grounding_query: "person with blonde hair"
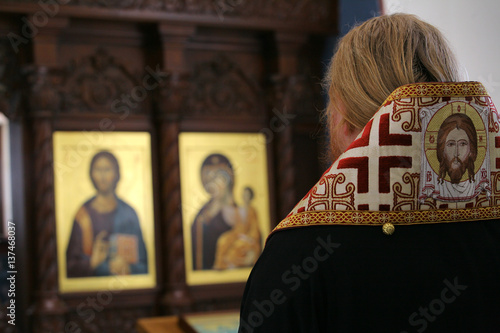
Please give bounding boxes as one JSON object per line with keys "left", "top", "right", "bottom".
{"left": 326, "top": 13, "right": 461, "bottom": 160}
{"left": 239, "top": 14, "right": 500, "bottom": 332}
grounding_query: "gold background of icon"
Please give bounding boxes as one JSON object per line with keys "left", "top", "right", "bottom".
{"left": 53, "top": 131, "right": 156, "bottom": 293}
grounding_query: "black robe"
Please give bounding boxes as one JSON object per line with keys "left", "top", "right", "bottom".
{"left": 239, "top": 221, "right": 500, "bottom": 332}
{"left": 240, "top": 82, "right": 500, "bottom": 332}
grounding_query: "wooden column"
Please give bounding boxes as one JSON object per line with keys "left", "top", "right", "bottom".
{"left": 273, "top": 32, "right": 308, "bottom": 219}
{"left": 157, "top": 22, "right": 194, "bottom": 312}
{"left": 159, "top": 23, "right": 195, "bottom": 72}
{"left": 275, "top": 32, "right": 308, "bottom": 76}
{"left": 31, "top": 116, "right": 68, "bottom": 333}
{"left": 30, "top": 16, "right": 69, "bottom": 67}
{"left": 22, "top": 58, "right": 67, "bottom": 331}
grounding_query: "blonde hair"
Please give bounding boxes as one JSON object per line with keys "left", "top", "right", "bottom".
{"left": 325, "top": 13, "right": 462, "bottom": 132}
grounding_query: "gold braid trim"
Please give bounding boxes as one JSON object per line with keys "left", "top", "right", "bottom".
{"left": 383, "top": 82, "right": 489, "bottom": 105}
{"left": 270, "top": 206, "right": 500, "bottom": 238}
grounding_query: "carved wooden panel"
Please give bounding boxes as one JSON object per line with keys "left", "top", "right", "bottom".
{"left": 0, "top": 1, "right": 337, "bottom": 331}
{"left": 27, "top": 0, "right": 335, "bottom": 24}
{"left": 187, "top": 55, "right": 264, "bottom": 119}
{"left": 63, "top": 48, "right": 141, "bottom": 113}
{"left": 26, "top": 48, "right": 154, "bottom": 115}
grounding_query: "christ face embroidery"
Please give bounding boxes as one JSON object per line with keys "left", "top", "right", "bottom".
{"left": 419, "top": 101, "right": 491, "bottom": 202}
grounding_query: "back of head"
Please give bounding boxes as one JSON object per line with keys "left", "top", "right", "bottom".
{"left": 325, "top": 13, "right": 462, "bottom": 131}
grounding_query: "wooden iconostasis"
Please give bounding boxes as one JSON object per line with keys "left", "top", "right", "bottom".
{"left": 0, "top": 1, "right": 337, "bottom": 332}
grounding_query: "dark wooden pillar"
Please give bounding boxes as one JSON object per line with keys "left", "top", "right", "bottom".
{"left": 272, "top": 32, "right": 309, "bottom": 220}
{"left": 159, "top": 23, "right": 195, "bottom": 73}
{"left": 30, "top": 16, "right": 69, "bottom": 67}
{"left": 158, "top": 23, "right": 194, "bottom": 313}
{"left": 28, "top": 16, "right": 69, "bottom": 329}
{"left": 28, "top": 68, "right": 68, "bottom": 332}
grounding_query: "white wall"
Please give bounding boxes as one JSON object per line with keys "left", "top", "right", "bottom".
{"left": 0, "top": 113, "right": 12, "bottom": 234}
{"left": 382, "top": 0, "right": 500, "bottom": 106}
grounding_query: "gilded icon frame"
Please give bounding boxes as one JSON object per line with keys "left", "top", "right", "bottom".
{"left": 179, "top": 132, "right": 271, "bottom": 286}
{"left": 53, "top": 131, "right": 156, "bottom": 293}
